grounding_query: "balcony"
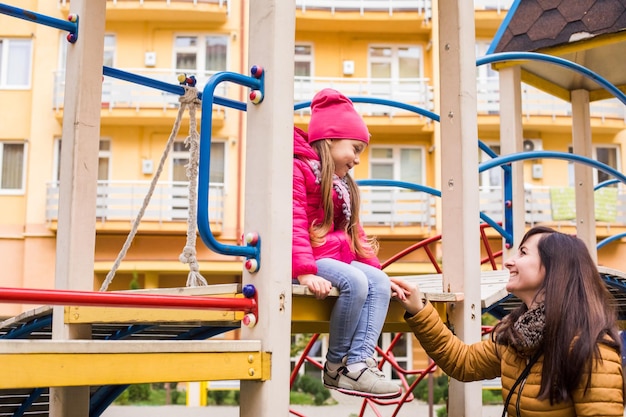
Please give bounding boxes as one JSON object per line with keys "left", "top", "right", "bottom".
{"left": 46, "top": 181, "right": 224, "bottom": 232}
{"left": 57, "top": 0, "right": 230, "bottom": 23}
{"left": 52, "top": 71, "right": 625, "bottom": 123}
{"left": 44, "top": 182, "right": 626, "bottom": 236}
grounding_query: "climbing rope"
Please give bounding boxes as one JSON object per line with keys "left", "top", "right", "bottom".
{"left": 100, "top": 85, "right": 207, "bottom": 291}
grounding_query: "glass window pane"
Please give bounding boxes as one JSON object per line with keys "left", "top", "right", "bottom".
{"left": 295, "top": 61, "right": 310, "bottom": 77}
{"left": 295, "top": 45, "right": 311, "bottom": 56}
{"left": 371, "top": 148, "right": 393, "bottom": 159}
{"left": 205, "top": 36, "right": 227, "bottom": 72}
{"left": 173, "top": 158, "right": 188, "bottom": 182}
{"left": 371, "top": 163, "right": 393, "bottom": 179}
{"left": 97, "top": 157, "right": 109, "bottom": 181}
{"left": 369, "top": 46, "right": 391, "bottom": 58}
{"left": 399, "top": 148, "right": 422, "bottom": 183}
{"left": 210, "top": 142, "right": 225, "bottom": 184}
{"left": 596, "top": 147, "right": 618, "bottom": 184}
{"left": 398, "top": 47, "right": 420, "bottom": 78}
{"left": 176, "top": 52, "right": 196, "bottom": 70}
{"left": 7, "top": 40, "right": 31, "bottom": 86}
{"left": 371, "top": 62, "right": 391, "bottom": 78}
{"left": 175, "top": 36, "right": 197, "bottom": 48}
{"left": 1, "top": 144, "right": 24, "bottom": 189}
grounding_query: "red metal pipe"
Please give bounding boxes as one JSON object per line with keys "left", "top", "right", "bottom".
{"left": 0, "top": 287, "right": 256, "bottom": 313}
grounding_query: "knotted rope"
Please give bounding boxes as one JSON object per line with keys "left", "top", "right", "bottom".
{"left": 100, "top": 86, "right": 207, "bottom": 291}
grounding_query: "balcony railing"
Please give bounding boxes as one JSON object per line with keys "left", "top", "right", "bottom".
{"left": 46, "top": 181, "right": 224, "bottom": 225}
{"left": 53, "top": 69, "right": 230, "bottom": 112}
{"left": 295, "top": 0, "right": 431, "bottom": 16}
{"left": 45, "top": 181, "right": 626, "bottom": 231}
{"left": 58, "top": 0, "right": 228, "bottom": 7}
{"left": 52, "top": 71, "right": 625, "bottom": 122}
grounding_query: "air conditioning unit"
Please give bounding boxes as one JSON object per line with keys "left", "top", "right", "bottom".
{"left": 523, "top": 139, "right": 543, "bottom": 152}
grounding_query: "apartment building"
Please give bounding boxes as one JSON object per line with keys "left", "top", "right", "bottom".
{"left": 1, "top": 0, "right": 626, "bottom": 332}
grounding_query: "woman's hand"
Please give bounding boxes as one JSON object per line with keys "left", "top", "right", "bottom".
{"left": 390, "top": 277, "right": 425, "bottom": 316}
{"left": 298, "top": 274, "right": 333, "bottom": 300}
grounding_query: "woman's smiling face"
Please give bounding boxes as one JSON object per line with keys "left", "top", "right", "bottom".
{"left": 504, "top": 233, "right": 546, "bottom": 307}
{"left": 328, "top": 139, "right": 366, "bottom": 178}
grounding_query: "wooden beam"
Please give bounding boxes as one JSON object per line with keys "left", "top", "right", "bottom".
{"left": 0, "top": 340, "right": 268, "bottom": 389}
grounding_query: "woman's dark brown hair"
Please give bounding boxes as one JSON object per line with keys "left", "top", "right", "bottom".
{"left": 495, "top": 226, "right": 621, "bottom": 403}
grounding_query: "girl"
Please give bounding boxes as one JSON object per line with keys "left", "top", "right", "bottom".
{"left": 392, "top": 226, "right": 624, "bottom": 416}
{"left": 292, "top": 88, "right": 403, "bottom": 398}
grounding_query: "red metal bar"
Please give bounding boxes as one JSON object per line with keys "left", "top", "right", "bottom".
{"left": 0, "top": 287, "right": 257, "bottom": 313}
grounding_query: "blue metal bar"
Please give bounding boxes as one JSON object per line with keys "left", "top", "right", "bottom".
{"left": 595, "top": 178, "right": 620, "bottom": 191}
{"left": 294, "top": 96, "right": 440, "bottom": 122}
{"left": 0, "top": 314, "right": 52, "bottom": 339}
{"left": 597, "top": 233, "right": 626, "bottom": 250}
{"left": 13, "top": 388, "right": 45, "bottom": 417}
{"left": 480, "top": 212, "right": 511, "bottom": 243}
{"left": 0, "top": 3, "right": 77, "bottom": 33}
{"left": 355, "top": 179, "right": 441, "bottom": 197}
{"left": 479, "top": 151, "right": 626, "bottom": 185}
{"left": 102, "top": 66, "right": 248, "bottom": 111}
{"left": 477, "top": 52, "right": 626, "bottom": 106}
{"left": 197, "top": 71, "right": 262, "bottom": 260}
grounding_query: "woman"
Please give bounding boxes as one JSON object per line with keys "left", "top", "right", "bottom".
{"left": 392, "top": 226, "right": 624, "bottom": 416}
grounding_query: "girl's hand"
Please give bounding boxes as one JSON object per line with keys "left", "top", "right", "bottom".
{"left": 298, "top": 274, "right": 333, "bottom": 300}
{"left": 390, "top": 276, "right": 425, "bottom": 316}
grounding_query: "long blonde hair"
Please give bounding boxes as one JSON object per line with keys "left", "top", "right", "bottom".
{"left": 309, "top": 140, "right": 378, "bottom": 258}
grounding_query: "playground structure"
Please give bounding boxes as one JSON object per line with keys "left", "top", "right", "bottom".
{"left": 1, "top": 1, "right": 626, "bottom": 417}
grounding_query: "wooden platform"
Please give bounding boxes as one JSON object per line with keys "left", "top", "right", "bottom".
{"left": 292, "top": 269, "right": 510, "bottom": 333}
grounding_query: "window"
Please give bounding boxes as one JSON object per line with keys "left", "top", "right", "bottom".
{"left": 568, "top": 145, "right": 620, "bottom": 186}
{"left": 295, "top": 44, "right": 313, "bottom": 77}
{"left": 103, "top": 35, "right": 116, "bottom": 67}
{"left": 369, "top": 45, "right": 422, "bottom": 80}
{"left": 172, "top": 140, "right": 225, "bottom": 185}
{"left": 479, "top": 143, "right": 501, "bottom": 188}
{"left": 0, "top": 38, "right": 32, "bottom": 88}
{"left": 370, "top": 146, "right": 424, "bottom": 183}
{"left": 58, "top": 34, "right": 115, "bottom": 70}
{"left": 368, "top": 45, "right": 422, "bottom": 109}
{"left": 294, "top": 43, "right": 314, "bottom": 101}
{"left": 174, "top": 35, "right": 228, "bottom": 76}
{"left": 53, "top": 138, "right": 110, "bottom": 183}
{"left": 0, "top": 142, "right": 26, "bottom": 192}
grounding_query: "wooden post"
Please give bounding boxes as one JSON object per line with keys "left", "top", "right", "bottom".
{"left": 499, "top": 66, "right": 525, "bottom": 255}
{"left": 438, "top": 0, "right": 482, "bottom": 414}
{"left": 571, "top": 89, "right": 596, "bottom": 261}
{"left": 50, "top": 1, "right": 105, "bottom": 416}
{"left": 239, "top": 1, "right": 295, "bottom": 417}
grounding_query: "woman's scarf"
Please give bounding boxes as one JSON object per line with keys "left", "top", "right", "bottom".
{"left": 508, "top": 303, "right": 546, "bottom": 357}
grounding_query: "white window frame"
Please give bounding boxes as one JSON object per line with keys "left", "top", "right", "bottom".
{"left": 567, "top": 144, "right": 621, "bottom": 186}
{"left": 172, "top": 33, "right": 229, "bottom": 76}
{"left": 479, "top": 141, "right": 502, "bottom": 188}
{"left": 0, "top": 141, "right": 27, "bottom": 194}
{"left": 367, "top": 44, "right": 424, "bottom": 79}
{"left": 369, "top": 145, "right": 426, "bottom": 183}
{"left": 0, "top": 38, "right": 32, "bottom": 89}
{"left": 53, "top": 138, "right": 111, "bottom": 184}
{"left": 171, "top": 138, "right": 227, "bottom": 187}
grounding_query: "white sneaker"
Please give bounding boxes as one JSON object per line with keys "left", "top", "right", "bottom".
{"left": 323, "top": 357, "right": 401, "bottom": 399}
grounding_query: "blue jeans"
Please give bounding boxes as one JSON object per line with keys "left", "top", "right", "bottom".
{"left": 315, "top": 258, "right": 391, "bottom": 366}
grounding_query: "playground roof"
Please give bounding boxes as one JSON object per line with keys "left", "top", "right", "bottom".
{"left": 488, "top": 0, "right": 626, "bottom": 102}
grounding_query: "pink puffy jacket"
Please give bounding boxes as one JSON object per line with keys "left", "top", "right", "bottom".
{"left": 292, "top": 127, "right": 380, "bottom": 278}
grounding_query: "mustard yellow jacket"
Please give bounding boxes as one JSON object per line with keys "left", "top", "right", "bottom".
{"left": 405, "top": 302, "right": 624, "bottom": 417}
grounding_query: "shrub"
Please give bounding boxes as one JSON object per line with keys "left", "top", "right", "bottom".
{"left": 291, "top": 374, "right": 331, "bottom": 405}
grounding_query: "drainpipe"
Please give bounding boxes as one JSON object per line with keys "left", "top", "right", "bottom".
{"left": 235, "top": 0, "right": 246, "bottom": 244}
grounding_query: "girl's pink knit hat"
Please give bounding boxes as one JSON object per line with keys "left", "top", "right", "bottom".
{"left": 308, "top": 88, "right": 370, "bottom": 144}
